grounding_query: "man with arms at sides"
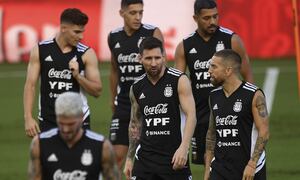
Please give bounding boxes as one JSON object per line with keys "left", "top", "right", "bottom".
{"left": 24, "top": 8, "right": 102, "bottom": 137}
{"left": 28, "top": 92, "right": 119, "bottom": 180}
{"left": 123, "top": 37, "right": 196, "bottom": 180}
{"left": 174, "top": 0, "right": 254, "bottom": 167}
{"left": 108, "top": 0, "right": 164, "bottom": 171}
{"left": 205, "top": 49, "right": 269, "bottom": 180}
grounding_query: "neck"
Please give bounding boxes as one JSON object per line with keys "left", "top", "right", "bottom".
{"left": 197, "top": 29, "right": 213, "bottom": 42}
{"left": 66, "top": 128, "right": 84, "bottom": 148}
{"left": 148, "top": 66, "right": 166, "bottom": 85}
{"left": 222, "top": 77, "right": 242, "bottom": 97}
{"left": 55, "top": 34, "right": 73, "bottom": 53}
{"left": 124, "top": 25, "right": 137, "bottom": 36}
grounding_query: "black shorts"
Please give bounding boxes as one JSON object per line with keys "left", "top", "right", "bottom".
{"left": 39, "top": 116, "right": 90, "bottom": 132}
{"left": 109, "top": 108, "right": 130, "bottom": 146}
{"left": 210, "top": 164, "right": 266, "bottom": 180}
{"left": 191, "top": 122, "right": 209, "bottom": 165}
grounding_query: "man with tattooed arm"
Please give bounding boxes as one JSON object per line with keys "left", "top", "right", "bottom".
{"left": 204, "top": 49, "right": 269, "bottom": 180}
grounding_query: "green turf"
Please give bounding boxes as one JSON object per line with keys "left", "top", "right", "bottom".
{"left": 0, "top": 59, "right": 299, "bottom": 179}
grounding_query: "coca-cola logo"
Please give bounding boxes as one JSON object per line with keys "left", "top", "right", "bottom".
{"left": 194, "top": 59, "right": 211, "bottom": 70}
{"left": 48, "top": 68, "right": 72, "bottom": 80}
{"left": 117, "top": 53, "right": 139, "bottom": 63}
{"left": 53, "top": 169, "right": 87, "bottom": 180}
{"left": 216, "top": 115, "right": 238, "bottom": 126}
{"left": 144, "top": 103, "right": 168, "bottom": 116}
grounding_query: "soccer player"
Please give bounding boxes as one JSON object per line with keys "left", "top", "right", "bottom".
{"left": 23, "top": 8, "right": 102, "bottom": 137}
{"left": 123, "top": 37, "right": 196, "bottom": 180}
{"left": 28, "top": 92, "right": 119, "bottom": 180}
{"left": 205, "top": 49, "right": 269, "bottom": 180}
{"left": 174, "top": 0, "right": 254, "bottom": 166}
{"left": 107, "top": 0, "right": 164, "bottom": 171}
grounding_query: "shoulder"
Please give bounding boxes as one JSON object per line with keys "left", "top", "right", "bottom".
{"left": 183, "top": 31, "right": 196, "bottom": 41}
{"left": 242, "top": 82, "right": 259, "bottom": 93}
{"left": 142, "top": 24, "right": 157, "bottom": 30}
{"left": 210, "top": 86, "right": 223, "bottom": 95}
{"left": 39, "top": 128, "right": 58, "bottom": 139}
{"left": 218, "top": 26, "right": 235, "bottom": 35}
{"left": 85, "top": 130, "right": 105, "bottom": 142}
{"left": 110, "top": 27, "right": 124, "bottom": 34}
{"left": 76, "top": 42, "right": 90, "bottom": 53}
{"left": 133, "top": 73, "right": 147, "bottom": 85}
{"left": 167, "top": 67, "right": 183, "bottom": 77}
{"left": 38, "top": 39, "right": 55, "bottom": 46}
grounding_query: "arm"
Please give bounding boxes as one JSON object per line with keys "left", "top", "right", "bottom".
{"left": 153, "top": 28, "right": 164, "bottom": 43}
{"left": 243, "top": 90, "right": 270, "bottom": 179}
{"left": 69, "top": 48, "right": 102, "bottom": 97}
{"left": 174, "top": 41, "right": 187, "bottom": 72}
{"left": 28, "top": 136, "right": 42, "bottom": 180}
{"left": 123, "top": 86, "right": 142, "bottom": 180}
{"left": 231, "top": 34, "right": 254, "bottom": 83}
{"left": 109, "top": 52, "right": 118, "bottom": 113}
{"left": 23, "top": 45, "right": 41, "bottom": 137}
{"left": 172, "top": 75, "right": 196, "bottom": 170}
{"left": 204, "top": 98, "right": 216, "bottom": 180}
{"left": 102, "top": 139, "right": 120, "bottom": 180}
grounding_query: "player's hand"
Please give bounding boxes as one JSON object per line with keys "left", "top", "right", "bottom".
{"left": 69, "top": 56, "right": 79, "bottom": 78}
{"left": 172, "top": 145, "right": 188, "bottom": 170}
{"left": 25, "top": 117, "right": 40, "bottom": 138}
{"left": 242, "top": 163, "right": 256, "bottom": 180}
{"left": 123, "top": 158, "right": 133, "bottom": 180}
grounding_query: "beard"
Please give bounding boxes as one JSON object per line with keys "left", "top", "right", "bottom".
{"left": 210, "top": 77, "right": 224, "bottom": 87}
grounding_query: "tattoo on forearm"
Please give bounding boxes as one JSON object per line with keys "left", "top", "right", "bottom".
{"left": 127, "top": 89, "right": 142, "bottom": 160}
{"left": 251, "top": 136, "right": 268, "bottom": 163}
{"left": 104, "top": 148, "right": 120, "bottom": 180}
{"left": 28, "top": 140, "right": 41, "bottom": 180}
{"left": 256, "top": 95, "right": 268, "bottom": 118}
{"left": 206, "top": 114, "right": 216, "bottom": 152}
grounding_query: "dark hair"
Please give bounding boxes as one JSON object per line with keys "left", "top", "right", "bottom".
{"left": 121, "top": 0, "right": 143, "bottom": 9}
{"left": 139, "top": 37, "right": 164, "bottom": 55}
{"left": 214, "top": 49, "right": 242, "bottom": 72}
{"left": 194, "top": 0, "right": 217, "bottom": 15}
{"left": 60, "top": 8, "right": 88, "bottom": 26}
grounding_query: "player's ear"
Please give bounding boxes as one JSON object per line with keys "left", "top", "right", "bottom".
{"left": 193, "top": 14, "right": 198, "bottom": 23}
{"left": 138, "top": 54, "right": 142, "bottom": 64}
{"left": 119, "top": 9, "right": 124, "bottom": 18}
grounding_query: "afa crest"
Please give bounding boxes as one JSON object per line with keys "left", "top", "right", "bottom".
{"left": 81, "top": 149, "right": 93, "bottom": 166}
{"left": 233, "top": 99, "right": 242, "bottom": 112}
{"left": 164, "top": 85, "right": 173, "bottom": 97}
{"left": 216, "top": 41, "right": 225, "bottom": 52}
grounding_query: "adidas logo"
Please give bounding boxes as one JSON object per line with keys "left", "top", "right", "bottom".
{"left": 189, "top": 48, "right": 197, "bottom": 54}
{"left": 139, "top": 93, "right": 145, "bottom": 99}
{"left": 213, "top": 104, "right": 218, "bottom": 110}
{"left": 47, "top": 153, "right": 58, "bottom": 162}
{"left": 45, "top": 55, "right": 53, "bottom": 62}
{"left": 114, "top": 42, "right": 120, "bottom": 48}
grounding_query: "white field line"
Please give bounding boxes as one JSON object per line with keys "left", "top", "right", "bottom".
{"left": 262, "top": 68, "right": 280, "bottom": 114}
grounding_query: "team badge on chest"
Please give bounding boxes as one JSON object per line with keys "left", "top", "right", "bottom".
{"left": 233, "top": 99, "right": 242, "bottom": 112}
{"left": 164, "top": 84, "right": 173, "bottom": 97}
{"left": 81, "top": 149, "right": 93, "bottom": 166}
{"left": 216, "top": 41, "right": 225, "bottom": 52}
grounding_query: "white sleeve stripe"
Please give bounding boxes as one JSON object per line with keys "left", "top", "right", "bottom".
{"left": 78, "top": 43, "right": 88, "bottom": 49}
{"left": 219, "top": 26, "right": 234, "bottom": 35}
{"left": 244, "top": 83, "right": 258, "bottom": 90}
{"left": 86, "top": 130, "right": 105, "bottom": 141}
{"left": 39, "top": 128, "right": 58, "bottom": 139}
{"left": 243, "top": 86, "right": 256, "bottom": 92}
{"left": 245, "top": 82, "right": 258, "bottom": 89}
{"left": 169, "top": 67, "right": 183, "bottom": 74}
{"left": 167, "top": 71, "right": 180, "bottom": 77}
{"left": 183, "top": 32, "right": 196, "bottom": 40}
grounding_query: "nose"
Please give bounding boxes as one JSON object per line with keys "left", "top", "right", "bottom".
{"left": 136, "top": 13, "right": 142, "bottom": 21}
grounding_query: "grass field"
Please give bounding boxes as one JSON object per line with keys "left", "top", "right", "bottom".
{"left": 0, "top": 59, "right": 299, "bottom": 179}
